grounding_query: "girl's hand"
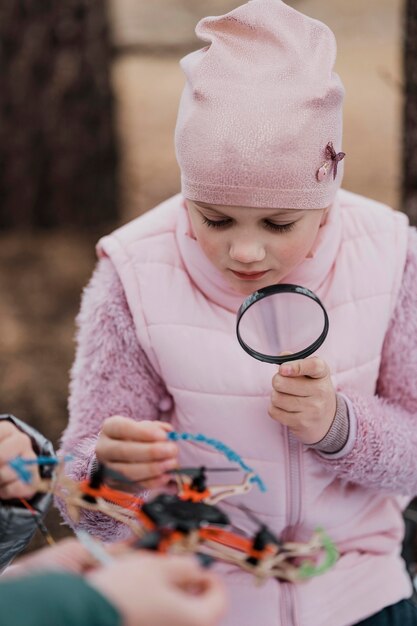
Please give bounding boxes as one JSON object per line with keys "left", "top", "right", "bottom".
{"left": 95, "top": 417, "right": 178, "bottom": 488}
{"left": 269, "top": 357, "right": 336, "bottom": 445}
{"left": 0, "top": 421, "right": 40, "bottom": 499}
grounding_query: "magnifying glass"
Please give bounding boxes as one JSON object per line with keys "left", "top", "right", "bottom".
{"left": 236, "top": 284, "right": 329, "bottom": 365}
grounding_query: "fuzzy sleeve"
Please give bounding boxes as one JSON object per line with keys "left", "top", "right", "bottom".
{"left": 56, "top": 257, "right": 169, "bottom": 540}
{"left": 315, "top": 226, "right": 417, "bottom": 496}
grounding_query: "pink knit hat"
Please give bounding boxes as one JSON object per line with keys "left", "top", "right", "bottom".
{"left": 175, "top": 0, "right": 345, "bottom": 209}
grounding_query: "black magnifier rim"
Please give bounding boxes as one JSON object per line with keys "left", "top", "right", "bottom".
{"left": 236, "top": 283, "right": 329, "bottom": 365}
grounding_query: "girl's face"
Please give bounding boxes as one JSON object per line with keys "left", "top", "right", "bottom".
{"left": 186, "top": 199, "right": 327, "bottom": 295}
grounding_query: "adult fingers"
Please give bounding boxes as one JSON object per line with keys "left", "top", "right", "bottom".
{"left": 185, "top": 577, "right": 227, "bottom": 626}
{"left": 0, "top": 430, "right": 39, "bottom": 493}
{"left": 0, "top": 431, "right": 36, "bottom": 465}
{"left": 6, "top": 539, "right": 96, "bottom": 578}
{"left": 0, "top": 464, "right": 27, "bottom": 485}
{"left": 166, "top": 560, "right": 227, "bottom": 626}
{"left": 279, "top": 356, "right": 329, "bottom": 379}
{"left": 165, "top": 555, "right": 208, "bottom": 581}
{"left": 0, "top": 421, "right": 17, "bottom": 443}
{"left": 32, "top": 538, "right": 95, "bottom": 574}
{"left": 0, "top": 479, "right": 37, "bottom": 499}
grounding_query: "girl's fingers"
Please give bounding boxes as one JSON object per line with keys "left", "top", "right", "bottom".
{"left": 268, "top": 406, "right": 296, "bottom": 428}
{"left": 157, "top": 422, "right": 174, "bottom": 432}
{"left": 96, "top": 418, "right": 179, "bottom": 484}
{"left": 272, "top": 373, "right": 314, "bottom": 396}
{"left": 280, "top": 357, "right": 329, "bottom": 379}
{"left": 96, "top": 437, "right": 178, "bottom": 464}
{"left": 102, "top": 417, "right": 172, "bottom": 443}
{"left": 106, "top": 458, "right": 178, "bottom": 483}
{"left": 270, "top": 390, "right": 304, "bottom": 413}
{"left": 133, "top": 475, "right": 173, "bottom": 490}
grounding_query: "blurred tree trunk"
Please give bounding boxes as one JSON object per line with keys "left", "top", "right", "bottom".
{"left": 403, "top": 0, "right": 417, "bottom": 226}
{"left": 0, "top": 1, "right": 118, "bottom": 229}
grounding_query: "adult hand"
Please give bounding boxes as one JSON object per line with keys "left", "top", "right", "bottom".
{"left": 0, "top": 421, "right": 40, "bottom": 499}
{"left": 95, "top": 418, "right": 178, "bottom": 488}
{"left": 3, "top": 538, "right": 97, "bottom": 579}
{"left": 269, "top": 356, "right": 337, "bottom": 445}
{"left": 88, "top": 553, "right": 227, "bottom": 626}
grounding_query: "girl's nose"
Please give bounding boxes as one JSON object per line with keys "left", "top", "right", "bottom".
{"left": 229, "top": 240, "right": 266, "bottom": 264}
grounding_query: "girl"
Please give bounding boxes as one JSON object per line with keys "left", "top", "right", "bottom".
{"left": 60, "top": 1, "right": 417, "bottom": 625}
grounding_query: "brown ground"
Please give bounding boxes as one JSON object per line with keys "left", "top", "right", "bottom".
{"left": 0, "top": 0, "right": 406, "bottom": 549}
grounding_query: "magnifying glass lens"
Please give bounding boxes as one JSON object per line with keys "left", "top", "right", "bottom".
{"left": 236, "top": 284, "right": 329, "bottom": 365}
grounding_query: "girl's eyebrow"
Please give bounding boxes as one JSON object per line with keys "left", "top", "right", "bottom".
{"left": 193, "top": 203, "right": 231, "bottom": 216}
{"left": 193, "top": 201, "right": 220, "bottom": 210}
{"left": 193, "top": 201, "right": 304, "bottom": 219}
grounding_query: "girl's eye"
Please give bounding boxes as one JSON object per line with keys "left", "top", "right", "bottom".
{"left": 202, "top": 216, "right": 232, "bottom": 228}
{"left": 264, "top": 221, "right": 296, "bottom": 233}
{"left": 201, "top": 216, "right": 296, "bottom": 233}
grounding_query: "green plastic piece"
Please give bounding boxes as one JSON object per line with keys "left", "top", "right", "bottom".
{"left": 297, "top": 528, "right": 339, "bottom": 580}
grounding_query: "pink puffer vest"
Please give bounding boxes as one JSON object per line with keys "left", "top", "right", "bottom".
{"left": 98, "top": 190, "right": 411, "bottom": 626}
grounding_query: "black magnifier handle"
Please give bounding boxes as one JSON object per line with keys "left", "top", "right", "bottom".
{"left": 236, "top": 283, "right": 329, "bottom": 365}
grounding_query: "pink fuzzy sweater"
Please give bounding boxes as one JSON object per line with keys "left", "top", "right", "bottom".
{"left": 58, "top": 228, "right": 417, "bottom": 539}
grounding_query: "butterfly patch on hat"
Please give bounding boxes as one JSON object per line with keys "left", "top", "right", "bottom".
{"left": 317, "top": 142, "right": 346, "bottom": 182}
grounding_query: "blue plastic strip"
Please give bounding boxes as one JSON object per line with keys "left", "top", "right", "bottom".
{"left": 9, "top": 455, "right": 73, "bottom": 484}
{"left": 167, "top": 431, "right": 266, "bottom": 492}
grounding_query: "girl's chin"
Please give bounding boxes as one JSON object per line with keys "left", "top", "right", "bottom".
{"left": 227, "top": 275, "right": 280, "bottom": 296}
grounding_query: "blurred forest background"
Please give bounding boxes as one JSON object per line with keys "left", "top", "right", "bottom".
{"left": 0, "top": 0, "right": 416, "bottom": 548}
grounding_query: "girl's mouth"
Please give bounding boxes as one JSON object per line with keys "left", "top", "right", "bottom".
{"left": 230, "top": 270, "right": 268, "bottom": 281}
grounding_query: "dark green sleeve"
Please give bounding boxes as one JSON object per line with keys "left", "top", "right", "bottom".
{"left": 0, "top": 572, "right": 121, "bottom": 626}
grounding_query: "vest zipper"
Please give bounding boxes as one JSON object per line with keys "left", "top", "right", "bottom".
{"left": 281, "top": 427, "right": 303, "bottom": 626}
{"left": 286, "top": 429, "right": 303, "bottom": 530}
{"left": 280, "top": 582, "right": 299, "bottom": 626}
